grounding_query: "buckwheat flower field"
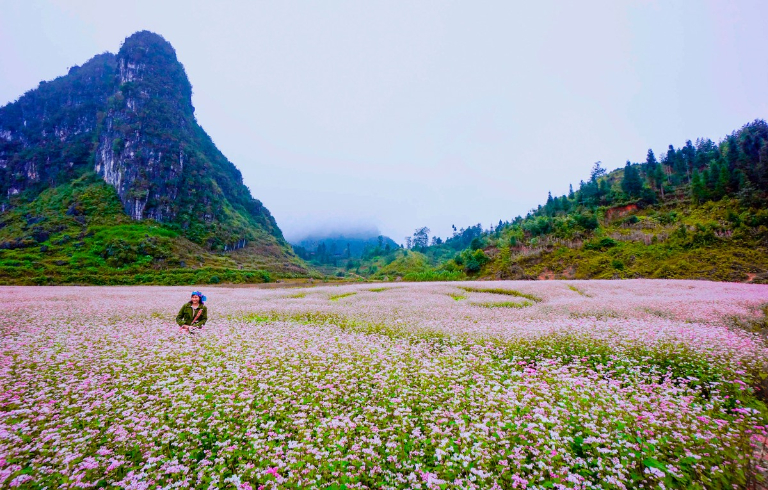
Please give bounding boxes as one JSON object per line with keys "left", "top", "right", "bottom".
{"left": 2, "top": 280, "right": 767, "bottom": 489}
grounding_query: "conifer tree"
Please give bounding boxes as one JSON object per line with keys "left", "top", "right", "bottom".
{"left": 691, "top": 169, "right": 706, "bottom": 203}
{"left": 682, "top": 140, "right": 696, "bottom": 183}
{"left": 715, "top": 164, "right": 730, "bottom": 198}
{"left": 653, "top": 163, "right": 666, "bottom": 199}
{"left": 706, "top": 161, "right": 719, "bottom": 189}
{"left": 599, "top": 179, "right": 610, "bottom": 201}
{"left": 621, "top": 161, "right": 643, "bottom": 198}
{"left": 646, "top": 149, "right": 658, "bottom": 169}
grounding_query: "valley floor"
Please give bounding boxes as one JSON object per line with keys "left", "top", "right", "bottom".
{"left": 2, "top": 280, "right": 768, "bottom": 488}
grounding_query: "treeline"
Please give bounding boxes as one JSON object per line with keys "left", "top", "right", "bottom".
{"left": 434, "top": 119, "right": 768, "bottom": 247}
{"left": 537, "top": 119, "right": 768, "bottom": 217}
{"left": 294, "top": 242, "right": 351, "bottom": 265}
{"left": 294, "top": 235, "right": 401, "bottom": 267}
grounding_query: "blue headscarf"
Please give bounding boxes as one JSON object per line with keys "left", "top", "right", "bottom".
{"left": 191, "top": 291, "right": 207, "bottom": 303}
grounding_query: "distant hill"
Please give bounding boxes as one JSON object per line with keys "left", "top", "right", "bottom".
{"left": 0, "top": 31, "right": 307, "bottom": 284}
{"left": 291, "top": 233, "right": 399, "bottom": 263}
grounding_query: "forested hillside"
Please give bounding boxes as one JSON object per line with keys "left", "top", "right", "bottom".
{"left": 353, "top": 120, "right": 768, "bottom": 283}
{"left": 291, "top": 234, "right": 400, "bottom": 277}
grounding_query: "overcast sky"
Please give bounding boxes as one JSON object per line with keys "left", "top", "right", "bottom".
{"left": 1, "top": 1, "right": 767, "bottom": 243}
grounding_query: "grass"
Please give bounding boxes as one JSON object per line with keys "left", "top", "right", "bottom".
{"left": 473, "top": 301, "right": 534, "bottom": 309}
{"left": 566, "top": 284, "right": 591, "bottom": 297}
{"left": 329, "top": 292, "right": 357, "bottom": 301}
{"left": 0, "top": 174, "right": 306, "bottom": 285}
{"left": 458, "top": 286, "right": 543, "bottom": 303}
{"left": 449, "top": 293, "right": 467, "bottom": 301}
{"left": 367, "top": 287, "right": 391, "bottom": 292}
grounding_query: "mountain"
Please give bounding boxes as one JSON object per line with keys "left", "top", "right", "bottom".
{"left": 0, "top": 31, "right": 307, "bottom": 284}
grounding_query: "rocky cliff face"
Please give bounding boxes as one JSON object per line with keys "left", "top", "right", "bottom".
{"left": 0, "top": 53, "right": 117, "bottom": 204}
{"left": 0, "top": 31, "right": 285, "bottom": 252}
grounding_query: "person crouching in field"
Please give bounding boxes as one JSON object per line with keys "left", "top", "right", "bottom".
{"left": 176, "top": 291, "right": 208, "bottom": 333}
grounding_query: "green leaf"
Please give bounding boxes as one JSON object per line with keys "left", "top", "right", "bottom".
{"left": 643, "top": 458, "right": 667, "bottom": 471}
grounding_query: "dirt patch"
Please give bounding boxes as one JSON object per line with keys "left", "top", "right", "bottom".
{"left": 538, "top": 269, "right": 556, "bottom": 280}
{"left": 605, "top": 203, "right": 639, "bottom": 221}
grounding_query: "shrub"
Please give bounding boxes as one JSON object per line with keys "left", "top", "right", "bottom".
{"left": 584, "top": 237, "right": 618, "bottom": 251}
{"left": 574, "top": 213, "right": 599, "bottom": 231}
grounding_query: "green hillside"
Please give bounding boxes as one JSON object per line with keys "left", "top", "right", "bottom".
{"left": 0, "top": 173, "right": 306, "bottom": 285}
{"left": 355, "top": 120, "right": 768, "bottom": 283}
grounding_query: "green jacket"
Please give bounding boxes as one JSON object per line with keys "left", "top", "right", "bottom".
{"left": 176, "top": 303, "right": 208, "bottom": 326}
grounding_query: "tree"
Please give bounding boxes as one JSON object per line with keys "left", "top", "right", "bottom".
{"left": 599, "top": 179, "right": 610, "bottom": 201}
{"left": 667, "top": 145, "right": 685, "bottom": 180}
{"left": 621, "top": 161, "right": 643, "bottom": 198}
{"left": 715, "top": 164, "right": 730, "bottom": 198}
{"left": 470, "top": 237, "right": 484, "bottom": 251}
{"left": 653, "top": 163, "right": 666, "bottom": 199}
{"left": 545, "top": 192, "right": 554, "bottom": 216}
{"left": 645, "top": 149, "right": 658, "bottom": 169}
{"left": 412, "top": 227, "right": 430, "bottom": 249}
{"left": 705, "top": 161, "right": 718, "bottom": 189}
{"left": 695, "top": 138, "right": 718, "bottom": 170}
{"left": 590, "top": 162, "right": 606, "bottom": 183}
{"left": 724, "top": 135, "right": 739, "bottom": 172}
{"left": 691, "top": 169, "right": 706, "bottom": 203}
{"left": 681, "top": 140, "right": 696, "bottom": 183}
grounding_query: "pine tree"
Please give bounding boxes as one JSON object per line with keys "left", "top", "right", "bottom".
{"left": 725, "top": 135, "right": 739, "bottom": 172}
{"left": 706, "top": 161, "right": 719, "bottom": 189}
{"left": 715, "top": 164, "right": 730, "bottom": 198}
{"left": 653, "top": 163, "right": 666, "bottom": 199}
{"left": 691, "top": 169, "right": 706, "bottom": 203}
{"left": 590, "top": 162, "right": 606, "bottom": 183}
{"left": 599, "top": 179, "right": 610, "bottom": 202}
{"left": 736, "top": 169, "right": 748, "bottom": 191}
{"left": 646, "top": 149, "right": 658, "bottom": 169}
{"left": 682, "top": 140, "right": 696, "bottom": 183}
{"left": 551, "top": 194, "right": 561, "bottom": 213}
{"left": 621, "top": 161, "right": 643, "bottom": 198}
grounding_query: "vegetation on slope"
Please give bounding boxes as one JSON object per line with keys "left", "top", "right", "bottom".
{"left": 0, "top": 173, "right": 307, "bottom": 285}
{"left": 420, "top": 120, "right": 768, "bottom": 282}
{"left": 332, "top": 120, "right": 768, "bottom": 283}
